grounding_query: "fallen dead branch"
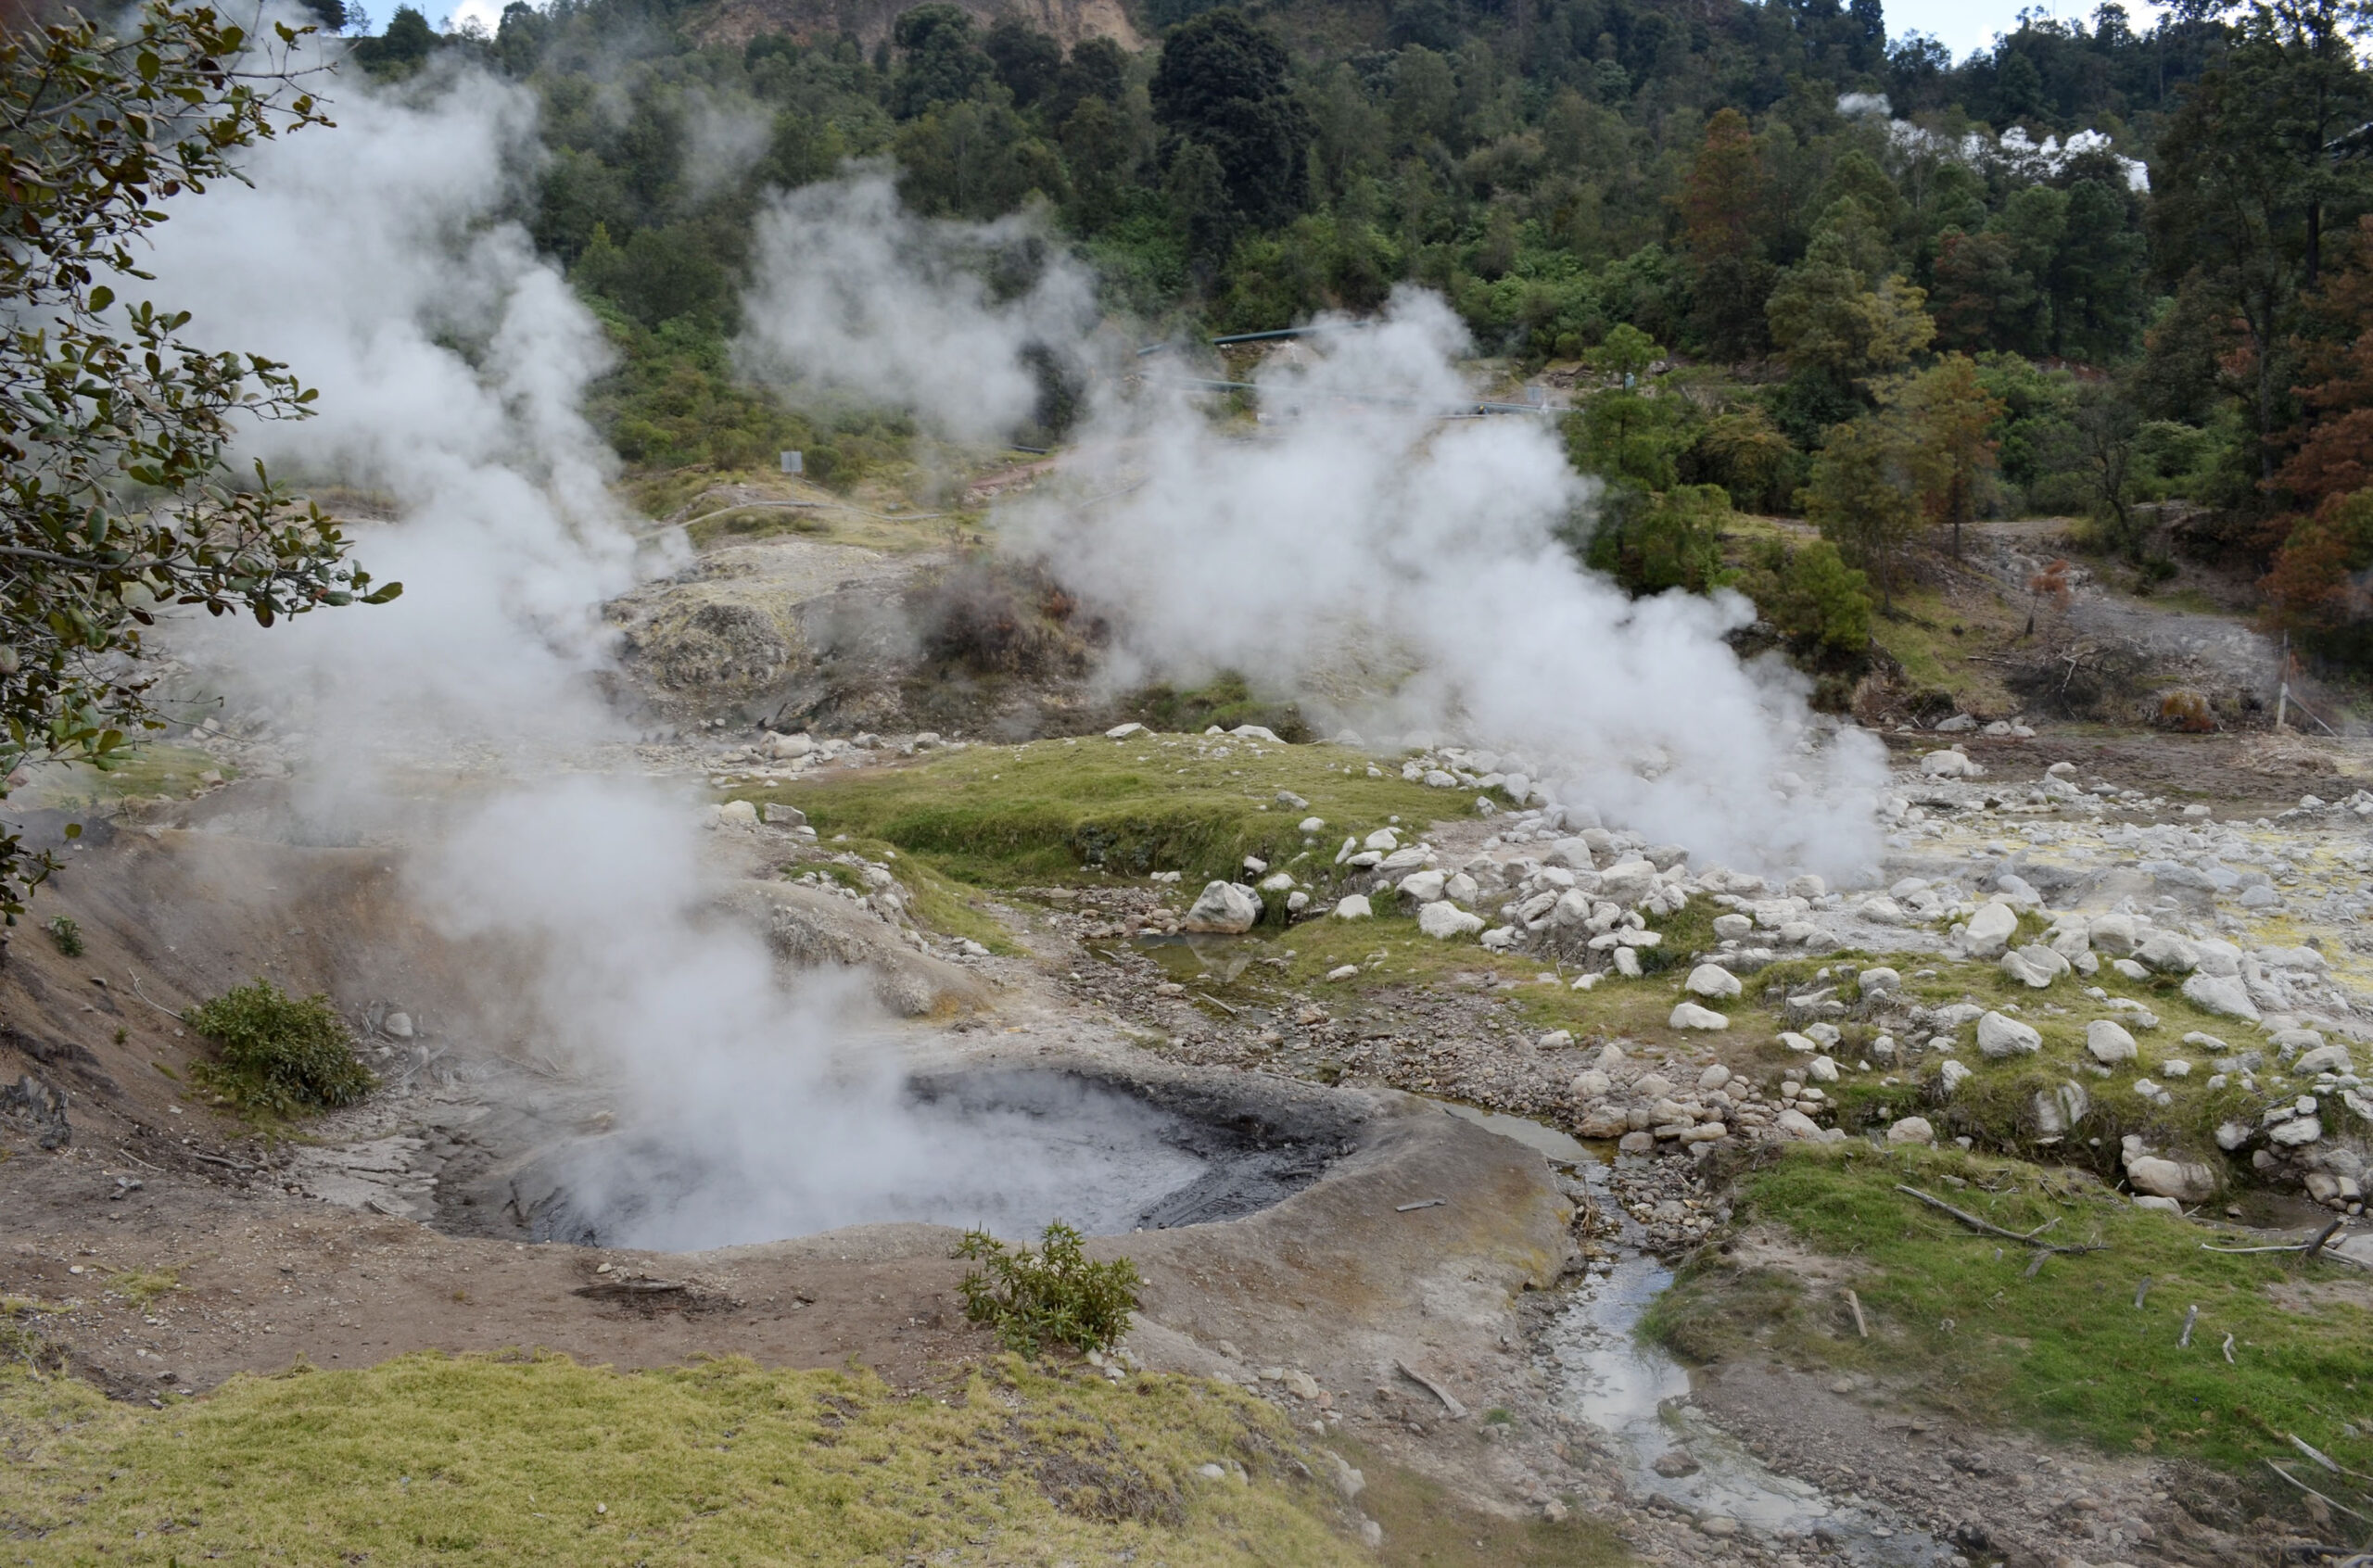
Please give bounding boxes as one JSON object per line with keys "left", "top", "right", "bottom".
{"left": 1396, "top": 1360, "right": 1467, "bottom": 1419}
{"left": 2265, "top": 1460, "right": 2373, "bottom": 1525}
{"left": 2202, "top": 1219, "right": 2348, "bottom": 1258}
{"left": 1896, "top": 1185, "right": 2107, "bottom": 1256}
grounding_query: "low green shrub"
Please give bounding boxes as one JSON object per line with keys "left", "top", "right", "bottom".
{"left": 42, "top": 917, "right": 82, "bottom": 957}
{"left": 183, "top": 980, "right": 374, "bottom": 1115}
{"left": 954, "top": 1220, "right": 1139, "bottom": 1355}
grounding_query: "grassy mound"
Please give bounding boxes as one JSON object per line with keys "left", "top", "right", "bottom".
{"left": 0, "top": 1352, "right": 1364, "bottom": 1566}
{"left": 1646, "top": 1143, "right": 2373, "bottom": 1478}
{"left": 183, "top": 980, "right": 374, "bottom": 1115}
{"left": 755, "top": 733, "right": 1470, "bottom": 888}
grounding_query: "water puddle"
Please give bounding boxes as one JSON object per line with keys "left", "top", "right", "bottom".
{"left": 1427, "top": 1099, "right": 1953, "bottom": 1564}
{"left": 1133, "top": 931, "right": 1254, "bottom": 985}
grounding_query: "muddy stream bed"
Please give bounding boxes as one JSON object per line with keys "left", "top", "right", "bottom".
{"left": 1429, "top": 1100, "right": 1956, "bottom": 1565}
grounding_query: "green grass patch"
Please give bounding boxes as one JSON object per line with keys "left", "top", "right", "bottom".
{"left": 757, "top": 735, "right": 1467, "bottom": 890}
{"left": 11, "top": 742, "right": 230, "bottom": 809}
{"left": 1855, "top": 954, "right": 2278, "bottom": 1178}
{"left": 1646, "top": 1144, "right": 2373, "bottom": 1477}
{"left": 103, "top": 1271, "right": 179, "bottom": 1309}
{"left": 1119, "top": 673, "right": 1312, "bottom": 744}
{"left": 1869, "top": 583, "right": 2024, "bottom": 715}
{"left": 780, "top": 836, "right": 1021, "bottom": 955}
{"left": 682, "top": 503, "right": 831, "bottom": 549}
{"left": 1137, "top": 901, "right": 1794, "bottom": 1056}
{"left": 183, "top": 980, "right": 374, "bottom": 1116}
{"left": 0, "top": 1352, "right": 1365, "bottom": 1566}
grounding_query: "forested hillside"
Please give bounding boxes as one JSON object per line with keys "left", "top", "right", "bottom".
{"left": 346, "top": 0, "right": 2373, "bottom": 677}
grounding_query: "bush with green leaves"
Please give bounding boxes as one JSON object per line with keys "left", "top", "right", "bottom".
{"left": 43, "top": 916, "right": 82, "bottom": 957}
{"left": 183, "top": 980, "right": 374, "bottom": 1115}
{"left": 1584, "top": 483, "right": 1733, "bottom": 596}
{"left": 1740, "top": 537, "right": 1873, "bottom": 654}
{"left": 954, "top": 1220, "right": 1139, "bottom": 1355}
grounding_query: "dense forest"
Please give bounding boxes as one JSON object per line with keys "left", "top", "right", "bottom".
{"left": 336, "top": 0, "right": 2373, "bottom": 677}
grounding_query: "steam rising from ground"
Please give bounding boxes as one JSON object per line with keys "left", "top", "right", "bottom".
{"left": 137, "top": 57, "right": 1886, "bottom": 1253}
{"left": 138, "top": 67, "right": 1178, "bottom": 1246}
{"left": 737, "top": 172, "right": 1103, "bottom": 443}
{"left": 426, "top": 782, "right": 1211, "bottom": 1248}
{"left": 739, "top": 193, "right": 1885, "bottom": 876}
{"left": 147, "top": 68, "right": 642, "bottom": 752}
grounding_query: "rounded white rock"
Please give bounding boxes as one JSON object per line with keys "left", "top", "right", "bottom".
{"left": 1684, "top": 963, "right": 1743, "bottom": 999}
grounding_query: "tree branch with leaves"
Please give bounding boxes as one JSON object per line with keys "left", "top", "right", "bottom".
{"left": 0, "top": 2, "right": 397, "bottom": 919}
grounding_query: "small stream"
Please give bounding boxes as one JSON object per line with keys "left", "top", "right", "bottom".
{"left": 1428, "top": 1100, "right": 1955, "bottom": 1564}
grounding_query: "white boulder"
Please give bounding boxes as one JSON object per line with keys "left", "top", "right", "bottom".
{"left": 1417, "top": 902, "right": 1485, "bottom": 940}
{"left": 2135, "top": 934, "right": 2199, "bottom": 974}
{"left": 1332, "top": 894, "right": 1374, "bottom": 921}
{"left": 1397, "top": 870, "right": 1449, "bottom": 903}
{"left": 1597, "top": 859, "right": 1659, "bottom": 905}
{"left": 2126, "top": 1156, "right": 2215, "bottom": 1203}
{"left": 2085, "top": 1019, "right": 2138, "bottom": 1065}
{"left": 2181, "top": 972, "right": 2260, "bottom": 1021}
{"left": 2269, "top": 1115, "right": 2324, "bottom": 1147}
{"left": 2000, "top": 945, "right": 2069, "bottom": 988}
{"left": 1977, "top": 1011, "right": 2043, "bottom": 1057}
{"left": 1885, "top": 1116, "right": 1936, "bottom": 1147}
{"left": 1685, "top": 964, "right": 1743, "bottom": 1000}
{"left": 1669, "top": 1003, "right": 1730, "bottom": 1031}
{"left": 1964, "top": 902, "right": 2020, "bottom": 959}
{"left": 2296, "top": 1044, "right": 2355, "bottom": 1076}
{"left": 1183, "top": 881, "right": 1262, "bottom": 934}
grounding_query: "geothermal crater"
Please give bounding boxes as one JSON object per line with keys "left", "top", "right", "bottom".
{"left": 442, "top": 1065, "right": 1358, "bottom": 1251}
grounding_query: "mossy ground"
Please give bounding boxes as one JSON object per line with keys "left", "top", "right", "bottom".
{"left": 1868, "top": 580, "right": 2026, "bottom": 715}
{"left": 0, "top": 1352, "right": 1367, "bottom": 1566}
{"left": 1644, "top": 1144, "right": 2373, "bottom": 1482}
{"left": 1332, "top": 1436, "right": 1629, "bottom": 1567}
{"left": 1824, "top": 944, "right": 2287, "bottom": 1182}
{"left": 12, "top": 742, "right": 230, "bottom": 810}
{"left": 751, "top": 734, "right": 1475, "bottom": 891}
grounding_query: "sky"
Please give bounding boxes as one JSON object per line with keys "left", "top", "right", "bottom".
{"left": 1891, "top": 0, "right": 2175, "bottom": 62}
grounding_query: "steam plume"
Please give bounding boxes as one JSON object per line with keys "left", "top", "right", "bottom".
{"left": 736, "top": 193, "right": 1885, "bottom": 876}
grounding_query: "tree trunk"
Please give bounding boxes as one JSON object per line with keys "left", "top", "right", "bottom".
{"left": 2256, "top": 317, "right": 2278, "bottom": 482}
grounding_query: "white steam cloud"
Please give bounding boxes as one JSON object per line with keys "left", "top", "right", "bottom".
{"left": 737, "top": 171, "right": 1103, "bottom": 443}
{"left": 135, "top": 63, "right": 1162, "bottom": 1247}
{"left": 736, "top": 194, "right": 1886, "bottom": 877}
{"left": 144, "top": 67, "right": 646, "bottom": 752}
{"left": 425, "top": 780, "right": 1210, "bottom": 1249}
